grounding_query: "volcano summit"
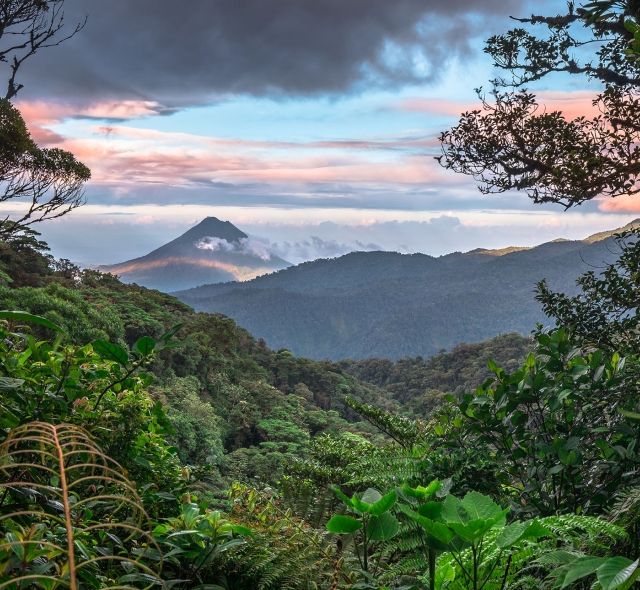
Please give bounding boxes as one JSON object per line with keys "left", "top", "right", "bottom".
{"left": 101, "top": 217, "right": 290, "bottom": 292}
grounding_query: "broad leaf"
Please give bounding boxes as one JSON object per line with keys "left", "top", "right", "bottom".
{"left": 0, "top": 310, "right": 62, "bottom": 332}
{"left": 92, "top": 340, "right": 129, "bottom": 366}
{"left": 496, "top": 522, "right": 527, "bottom": 548}
{"left": 560, "top": 557, "right": 607, "bottom": 588}
{"left": 367, "top": 512, "right": 399, "bottom": 541}
{"left": 460, "top": 491, "right": 504, "bottom": 521}
{"left": 597, "top": 557, "right": 639, "bottom": 590}
{"left": 399, "top": 505, "right": 453, "bottom": 547}
{"left": 369, "top": 490, "right": 397, "bottom": 516}
{"left": 326, "top": 515, "right": 362, "bottom": 534}
{"left": 133, "top": 336, "right": 156, "bottom": 357}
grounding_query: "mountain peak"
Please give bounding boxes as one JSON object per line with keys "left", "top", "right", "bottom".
{"left": 180, "top": 217, "right": 248, "bottom": 243}
{"left": 100, "top": 216, "right": 289, "bottom": 292}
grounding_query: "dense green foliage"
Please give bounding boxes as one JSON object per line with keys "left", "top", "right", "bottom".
{"left": 4, "top": 223, "right": 640, "bottom": 589}
{"left": 338, "top": 333, "right": 531, "bottom": 413}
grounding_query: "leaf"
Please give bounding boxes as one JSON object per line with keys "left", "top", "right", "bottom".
{"left": 367, "top": 512, "right": 399, "bottom": 541}
{"left": 596, "top": 557, "right": 639, "bottom": 590}
{"left": 159, "top": 323, "right": 184, "bottom": 343}
{"left": 560, "top": 556, "right": 606, "bottom": 588}
{"left": 92, "top": 340, "right": 129, "bottom": 366}
{"left": 133, "top": 336, "right": 156, "bottom": 357}
{"left": 361, "top": 488, "right": 382, "bottom": 504}
{"left": 230, "top": 525, "right": 253, "bottom": 537}
{"left": 496, "top": 522, "right": 527, "bottom": 548}
{"left": 369, "top": 490, "right": 397, "bottom": 516}
{"left": 399, "top": 505, "right": 453, "bottom": 547}
{"left": 619, "top": 407, "right": 640, "bottom": 421}
{"left": 521, "top": 519, "right": 552, "bottom": 541}
{"left": 0, "top": 310, "right": 62, "bottom": 332}
{"left": 460, "top": 491, "right": 505, "bottom": 521}
{"left": 326, "top": 514, "right": 362, "bottom": 534}
{"left": 330, "top": 485, "right": 353, "bottom": 508}
{"left": 441, "top": 495, "right": 465, "bottom": 524}
{"left": 0, "top": 377, "right": 24, "bottom": 391}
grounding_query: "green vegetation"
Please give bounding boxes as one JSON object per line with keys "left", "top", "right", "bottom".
{"left": 3, "top": 1, "right": 640, "bottom": 588}
{"left": 338, "top": 333, "right": 531, "bottom": 413}
{"left": 3, "top": 225, "right": 640, "bottom": 589}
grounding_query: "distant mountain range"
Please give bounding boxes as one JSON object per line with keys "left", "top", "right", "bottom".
{"left": 101, "top": 217, "right": 290, "bottom": 292}
{"left": 174, "top": 220, "right": 639, "bottom": 360}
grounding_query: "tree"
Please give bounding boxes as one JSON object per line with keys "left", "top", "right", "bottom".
{"left": 0, "top": 0, "right": 85, "bottom": 100}
{"left": 536, "top": 227, "right": 640, "bottom": 354}
{"left": 0, "top": 100, "right": 90, "bottom": 239}
{"left": 0, "top": 1, "right": 89, "bottom": 239}
{"left": 438, "top": 1, "right": 640, "bottom": 208}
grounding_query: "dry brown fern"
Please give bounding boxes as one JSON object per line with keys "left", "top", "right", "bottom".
{"left": 0, "top": 421, "right": 163, "bottom": 589}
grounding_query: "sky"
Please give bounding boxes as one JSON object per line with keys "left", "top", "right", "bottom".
{"left": 9, "top": 0, "right": 640, "bottom": 265}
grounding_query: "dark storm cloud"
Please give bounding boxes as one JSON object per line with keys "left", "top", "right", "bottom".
{"left": 17, "top": 0, "right": 521, "bottom": 106}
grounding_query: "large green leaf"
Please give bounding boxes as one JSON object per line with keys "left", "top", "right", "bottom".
{"left": 448, "top": 519, "right": 497, "bottom": 543}
{"left": 352, "top": 488, "right": 382, "bottom": 513}
{"left": 133, "top": 336, "right": 156, "bottom": 357}
{"left": 596, "top": 557, "right": 639, "bottom": 590}
{"left": 441, "top": 495, "right": 464, "bottom": 525}
{"left": 0, "top": 310, "right": 62, "bottom": 332}
{"left": 369, "top": 490, "right": 397, "bottom": 516}
{"left": 92, "top": 340, "right": 129, "bottom": 366}
{"left": 367, "top": 512, "right": 399, "bottom": 541}
{"left": 496, "top": 522, "right": 527, "bottom": 549}
{"left": 418, "top": 501, "right": 443, "bottom": 520}
{"left": 399, "top": 505, "right": 453, "bottom": 547}
{"left": 460, "top": 491, "right": 504, "bottom": 521}
{"left": 326, "top": 515, "right": 362, "bottom": 534}
{"left": 560, "top": 557, "right": 607, "bottom": 588}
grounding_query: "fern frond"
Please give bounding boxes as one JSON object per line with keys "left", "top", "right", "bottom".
{"left": 609, "top": 485, "right": 640, "bottom": 526}
{"left": 0, "top": 421, "right": 162, "bottom": 590}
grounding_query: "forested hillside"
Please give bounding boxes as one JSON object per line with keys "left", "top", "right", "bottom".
{"left": 0, "top": 230, "right": 397, "bottom": 486}
{"left": 176, "top": 229, "right": 628, "bottom": 359}
{"left": 338, "top": 333, "right": 531, "bottom": 413}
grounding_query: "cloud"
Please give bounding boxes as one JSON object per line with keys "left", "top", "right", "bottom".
{"left": 16, "top": 100, "right": 173, "bottom": 145}
{"left": 196, "top": 236, "right": 274, "bottom": 261}
{"left": 393, "top": 90, "right": 600, "bottom": 120}
{"left": 598, "top": 195, "right": 640, "bottom": 213}
{"left": 17, "top": 0, "right": 521, "bottom": 106}
{"left": 265, "top": 236, "right": 383, "bottom": 262}
{"left": 194, "top": 233, "right": 382, "bottom": 262}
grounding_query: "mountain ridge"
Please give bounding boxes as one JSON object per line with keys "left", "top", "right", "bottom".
{"left": 175, "top": 221, "right": 633, "bottom": 360}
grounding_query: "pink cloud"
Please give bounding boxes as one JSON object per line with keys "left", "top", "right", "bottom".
{"left": 395, "top": 90, "right": 600, "bottom": 121}
{"left": 16, "top": 99, "right": 167, "bottom": 145}
{"left": 598, "top": 194, "right": 640, "bottom": 213}
{"left": 395, "top": 97, "right": 473, "bottom": 117}
{"left": 16, "top": 100, "right": 446, "bottom": 192}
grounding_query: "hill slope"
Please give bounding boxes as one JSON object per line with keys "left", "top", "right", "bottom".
{"left": 101, "top": 216, "right": 290, "bottom": 291}
{"left": 175, "top": 223, "right": 635, "bottom": 360}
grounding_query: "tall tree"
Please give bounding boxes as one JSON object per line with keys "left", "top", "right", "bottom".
{"left": 438, "top": 1, "right": 640, "bottom": 208}
{"left": 0, "top": 1, "right": 89, "bottom": 239}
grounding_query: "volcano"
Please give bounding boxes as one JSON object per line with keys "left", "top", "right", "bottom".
{"left": 100, "top": 217, "right": 290, "bottom": 292}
